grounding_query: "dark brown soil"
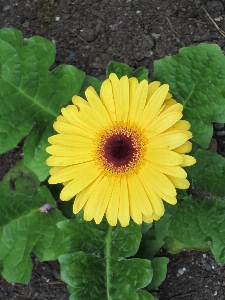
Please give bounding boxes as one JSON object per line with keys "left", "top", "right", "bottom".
{"left": 1, "top": 0, "right": 225, "bottom": 299}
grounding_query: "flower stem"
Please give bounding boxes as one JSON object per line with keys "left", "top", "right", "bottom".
{"left": 105, "top": 224, "right": 113, "bottom": 299}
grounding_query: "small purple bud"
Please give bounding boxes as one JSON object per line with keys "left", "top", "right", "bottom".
{"left": 39, "top": 203, "right": 53, "bottom": 213}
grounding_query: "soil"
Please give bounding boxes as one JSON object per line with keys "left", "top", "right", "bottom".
{"left": 0, "top": 0, "right": 225, "bottom": 299}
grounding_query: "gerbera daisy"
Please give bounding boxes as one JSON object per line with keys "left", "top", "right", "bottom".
{"left": 46, "top": 74, "right": 196, "bottom": 227}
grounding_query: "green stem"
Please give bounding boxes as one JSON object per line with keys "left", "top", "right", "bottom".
{"left": 105, "top": 224, "right": 113, "bottom": 299}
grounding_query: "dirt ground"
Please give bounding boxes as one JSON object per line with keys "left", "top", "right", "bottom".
{"left": 1, "top": 0, "right": 225, "bottom": 299}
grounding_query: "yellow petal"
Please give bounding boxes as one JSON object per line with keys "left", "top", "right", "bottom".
{"left": 129, "top": 77, "right": 138, "bottom": 105}
{"left": 109, "top": 73, "right": 119, "bottom": 105}
{"left": 146, "top": 81, "right": 161, "bottom": 102}
{"left": 73, "top": 174, "right": 104, "bottom": 214}
{"left": 142, "top": 164, "right": 177, "bottom": 197}
{"left": 48, "top": 134, "right": 94, "bottom": 147}
{"left": 128, "top": 79, "right": 148, "bottom": 124}
{"left": 180, "top": 154, "right": 196, "bottom": 167}
{"left": 66, "top": 104, "right": 102, "bottom": 133}
{"left": 142, "top": 214, "right": 153, "bottom": 224}
{"left": 83, "top": 175, "right": 111, "bottom": 222}
{"left": 146, "top": 111, "right": 183, "bottom": 138}
{"left": 100, "top": 79, "right": 116, "bottom": 122}
{"left": 137, "top": 169, "right": 165, "bottom": 217}
{"left": 85, "top": 86, "right": 112, "bottom": 126}
{"left": 118, "top": 176, "right": 130, "bottom": 227}
{"left": 46, "top": 154, "right": 92, "bottom": 166}
{"left": 147, "top": 149, "right": 183, "bottom": 166}
{"left": 147, "top": 132, "right": 189, "bottom": 150}
{"left": 57, "top": 115, "right": 69, "bottom": 123}
{"left": 166, "top": 120, "right": 191, "bottom": 131}
{"left": 49, "top": 160, "right": 100, "bottom": 184}
{"left": 46, "top": 145, "right": 93, "bottom": 157}
{"left": 160, "top": 103, "right": 183, "bottom": 114}
{"left": 59, "top": 164, "right": 101, "bottom": 200}
{"left": 106, "top": 178, "right": 120, "bottom": 226}
{"left": 138, "top": 84, "right": 169, "bottom": 129}
{"left": 129, "top": 191, "right": 142, "bottom": 225}
{"left": 174, "top": 141, "right": 192, "bottom": 153}
{"left": 53, "top": 122, "right": 94, "bottom": 139}
{"left": 49, "top": 166, "right": 66, "bottom": 176}
{"left": 127, "top": 173, "right": 153, "bottom": 217}
{"left": 167, "top": 175, "right": 190, "bottom": 189}
{"left": 116, "top": 76, "right": 129, "bottom": 122}
{"left": 72, "top": 95, "right": 89, "bottom": 106}
{"left": 94, "top": 176, "right": 115, "bottom": 224}
{"left": 149, "top": 163, "right": 187, "bottom": 178}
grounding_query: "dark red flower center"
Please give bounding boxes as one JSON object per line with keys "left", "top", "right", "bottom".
{"left": 97, "top": 126, "right": 143, "bottom": 175}
{"left": 103, "top": 134, "right": 136, "bottom": 168}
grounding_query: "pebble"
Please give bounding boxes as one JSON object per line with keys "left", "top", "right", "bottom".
{"left": 202, "top": 254, "right": 207, "bottom": 258}
{"left": 22, "top": 21, "right": 30, "bottom": 28}
{"left": 205, "top": 264, "right": 212, "bottom": 271}
{"left": 3, "top": 5, "right": 11, "bottom": 11}
{"left": 69, "top": 51, "right": 76, "bottom": 59}
{"left": 214, "top": 122, "right": 224, "bottom": 130}
{"left": 215, "top": 131, "right": 225, "bottom": 136}
{"left": 152, "top": 33, "right": 161, "bottom": 40}
{"left": 213, "top": 285, "right": 220, "bottom": 291}
{"left": 214, "top": 17, "right": 221, "bottom": 22}
{"left": 55, "top": 16, "right": 60, "bottom": 21}
{"left": 201, "top": 259, "right": 206, "bottom": 264}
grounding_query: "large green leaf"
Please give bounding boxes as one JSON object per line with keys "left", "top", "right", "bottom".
{"left": 188, "top": 149, "right": 225, "bottom": 198}
{"left": 106, "top": 61, "right": 148, "bottom": 81}
{"left": 0, "top": 28, "right": 85, "bottom": 180}
{"left": 2, "top": 158, "right": 40, "bottom": 196}
{"left": 155, "top": 195, "right": 225, "bottom": 263}
{"left": 0, "top": 183, "right": 66, "bottom": 283}
{"left": 154, "top": 43, "right": 225, "bottom": 148}
{"left": 146, "top": 257, "right": 169, "bottom": 291}
{"left": 58, "top": 216, "right": 153, "bottom": 299}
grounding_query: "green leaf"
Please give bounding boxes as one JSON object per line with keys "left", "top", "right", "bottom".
{"left": 0, "top": 28, "right": 85, "bottom": 179}
{"left": 79, "top": 75, "right": 103, "bottom": 98}
{"left": 132, "top": 67, "right": 149, "bottom": 82}
{"left": 23, "top": 124, "right": 54, "bottom": 182}
{"left": 156, "top": 195, "right": 225, "bottom": 263}
{"left": 106, "top": 61, "right": 133, "bottom": 79}
{"left": 2, "top": 158, "right": 40, "bottom": 196}
{"left": 154, "top": 43, "right": 225, "bottom": 148}
{"left": 106, "top": 61, "right": 148, "bottom": 81}
{"left": 188, "top": 149, "right": 225, "bottom": 199}
{"left": 0, "top": 183, "right": 67, "bottom": 283}
{"left": 58, "top": 216, "right": 153, "bottom": 299}
{"left": 145, "top": 257, "right": 169, "bottom": 291}
{"left": 163, "top": 236, "right": 210, "bottom": 254}
{"left": 136, "top": 291, "right": 156, "bottom": 300}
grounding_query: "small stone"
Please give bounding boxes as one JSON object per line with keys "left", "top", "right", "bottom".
{"left": 152, "top": 33, "right": 161, "bottom": 39}
{"left": 136, "top": 10, "right": 141, "bottom": 13}
{"left": 202, "top": 254, "right": 207, "bottom": 258}
{"left": 213, "top": 285, "right": 220, "bottom": 291}
{"left": 69, "top": 51, "right": 76, "bottom": 59}
{"left": 201, "top": 259, "right": 206, "bottom": 264}
{"left": 178, "top": 268, "right": 184, "bottom": 275}
{"left": 3, "top": 5, "right": 11, "bottom": 11}
{"left": 55, "top": 16, "right": 60, "bottom": 21}
{"left": 22, "top": 21, "right": 30, "bottom": 28}
{"left": 214, "top": 122, "right": 224, "bottom": 130}
{"left": 205, "top": 264, "right": 212, "bottom": 271}
{"left": 214, "top": 17, "right": 221, "bottom": 22}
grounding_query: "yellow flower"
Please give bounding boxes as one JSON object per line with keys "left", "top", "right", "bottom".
{"left": 46, "top": 74, "right": 196, "bottom": 227}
